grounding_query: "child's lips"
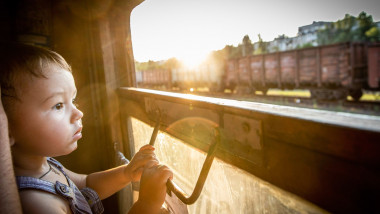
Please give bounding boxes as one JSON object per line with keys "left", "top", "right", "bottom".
{"left": 73, "top": 127, "right": 83, "bottom": 140}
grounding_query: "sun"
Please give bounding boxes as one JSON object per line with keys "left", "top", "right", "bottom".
{"left": 179, "top": 52, "right": 207, "bottom": 70}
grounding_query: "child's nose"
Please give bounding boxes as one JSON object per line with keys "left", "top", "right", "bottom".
{"left": 71, "top": 107, "right": 84, "bottom": 123}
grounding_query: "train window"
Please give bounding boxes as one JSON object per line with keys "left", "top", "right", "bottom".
{"left": 126, "top": 0, "right": 380, "bottom": 213}
{"left": 128, "top": 117, "right": 326, "bottom": 213}
{"left": 131, "top": 0, "right": 380, "bottom": 115}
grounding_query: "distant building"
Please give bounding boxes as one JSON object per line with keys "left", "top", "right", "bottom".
{"left": 296, "top": 21, "right": 332, "bottom": 46}
{"left": 267, "top": 35, "right": 293, "bottom": 52}
{"left": 265, "top": 21, "right": 332, "bottom": 53}
{"left": 298, "top": 21, "right": 331, "bottom": 36}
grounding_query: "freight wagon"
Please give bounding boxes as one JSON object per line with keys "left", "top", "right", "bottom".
{"left": 137, "top": 69, "right": 172, "bottom": 89}
{"left": 137, "top": 63, "right": 224, "bottom": 92}
{"left": 226, "top": 42, "right": 380, "bottom": 100}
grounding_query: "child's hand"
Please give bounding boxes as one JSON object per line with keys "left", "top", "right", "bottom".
{"left": 124, "top": 145, "right": 158, "bottom": 182}
{"left": 137, "top": 161, "right": 173, "bottom": 211}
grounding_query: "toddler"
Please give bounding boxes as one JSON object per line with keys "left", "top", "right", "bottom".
{"left": 0, "top": 43, "right": 172, "bottom": 214}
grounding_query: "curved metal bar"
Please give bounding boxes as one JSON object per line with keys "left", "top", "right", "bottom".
{"left": 166, "top": 135, "right": 219, "bottom": 205}
{"left": 148, "top": 113, "right": 220, "bottom": 205}
{"left": 149, "top": 111, "right": 161, "bottom": 146}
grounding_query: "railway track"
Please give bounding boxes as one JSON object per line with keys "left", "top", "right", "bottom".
{"left": 188, "top": 91, "right": 380, "bottom": 116}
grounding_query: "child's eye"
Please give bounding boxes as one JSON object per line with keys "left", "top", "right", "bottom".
{"left": 54, "top": 103, "right": 64, "bottom": 110}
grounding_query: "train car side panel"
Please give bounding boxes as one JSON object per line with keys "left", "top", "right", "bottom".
{"left": 338, "top": 44, "right": 351, "bottom": 87}
{"left": 238, "top": 57, "right": 250, "bottom": 85}
{"left": 280, "top": 52, "right": 296, "bottom": 86}
{"left": 139, "top": 69, "right": 171, "bottom": 89}
{"left": 368, "top": 44, "right": 380, "bottom": 88}
{"left": 264, "top": 54, "right": 278, "bottom": 85}
{"left": 320, "top": 44, "right": 346, "bottom": 85}
{"left": 225, "top": 59, "right": 238, "bottom": 90}
{"left": 298, "top": 48, "right": 317, "bottom": 85}
{"left": 136, "top": 71, "right": 142, "bottom": 86}
{"left": 351, "top": 43, "right": 368, "bottom": 87}
{"left": 250, "top": 55, "right": 264, "bottom": 86}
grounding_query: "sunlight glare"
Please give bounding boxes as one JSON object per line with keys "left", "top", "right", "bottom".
{"left": 178, "top": 50, "right": 208, "bottom": 70}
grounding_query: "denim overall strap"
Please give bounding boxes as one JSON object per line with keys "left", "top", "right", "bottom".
{"left": 48, "top": 158, "right": 103, "bottom": 214}
{"left": 16, "top": 176, "right": 92, "bottom": 214}
{"left": 16, "top": 176, "right": 72, "bottom": 198}
{"left": 15, "top": 158, "right": 95, "bottom": 214}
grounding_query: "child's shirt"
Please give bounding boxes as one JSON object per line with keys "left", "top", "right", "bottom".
{"left": 16, "top": 157, "right": 104, "bottom": 214}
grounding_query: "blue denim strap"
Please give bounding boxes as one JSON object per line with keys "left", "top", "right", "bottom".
{"left": 16, "top": 158, "right": 95, "bottom": 214}
{"left": 16, "top": 176, "right": 61, "bottom": 196}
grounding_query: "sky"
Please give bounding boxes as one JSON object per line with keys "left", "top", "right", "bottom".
{"left": 130, "top": 0, "right": 380, "bottom": 67}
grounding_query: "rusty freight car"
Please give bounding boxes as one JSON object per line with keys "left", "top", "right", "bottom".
{"left": 225, "top": 42, "right": 378, "bottom": 100}
{"left": 137, "top": 69, "right": 172, "bottom": 89}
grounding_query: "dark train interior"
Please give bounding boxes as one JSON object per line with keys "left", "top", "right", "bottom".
{"left": 1, "top": 0, "right": 380, "bottom": 213}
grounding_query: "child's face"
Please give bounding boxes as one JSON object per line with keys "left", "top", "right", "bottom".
{"left": 8, "top": 66, "right": 83, "bottom": 157}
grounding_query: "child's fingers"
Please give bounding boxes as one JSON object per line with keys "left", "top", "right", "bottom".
{"left": 133, "top": 154, "right": 158, "bottom": 170}
{"left": 139, "top": 149, "right": 156, "bottom": 155}
{"left": 146, "top": 164, "right": 173, "bottom": 183}
{"left": 157, "top": 165, "right": 173, "bottom": 181}
{"left": 144, "top": 160, "right": 159, "bottom": 169}
{"left": 136, "top": 151, "right": 157, "bottom": 161}
{"left": 139, "top": 144, "right": 155, "bottom": 151}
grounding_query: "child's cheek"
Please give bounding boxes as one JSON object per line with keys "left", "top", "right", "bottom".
{"left": 48, "top": 110, "right": 66, "bottom": 121}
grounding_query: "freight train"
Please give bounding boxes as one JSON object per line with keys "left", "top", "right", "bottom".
{"left": 137, "top": 42, "right": 380, "bottom": 101}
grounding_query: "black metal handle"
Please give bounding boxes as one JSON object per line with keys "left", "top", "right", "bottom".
{"left": 148, "top": 113, "right": 219, "bottom": 205}
{"left": 166, "top": 137, "right": 218, "bottom": 205}
{"left": 149, "top": 111, "right": 161, "bottom": 146}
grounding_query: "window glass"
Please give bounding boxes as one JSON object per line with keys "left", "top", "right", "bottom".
{"left": 130, "top": 0, "right": 380, "bottom": 115}
{"left": 130, "top": 117, "right": 326, "bottom": 213}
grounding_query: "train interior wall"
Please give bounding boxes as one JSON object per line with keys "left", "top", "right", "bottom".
{"left": 0, "top": 0, "right": 143, "bottom": 212}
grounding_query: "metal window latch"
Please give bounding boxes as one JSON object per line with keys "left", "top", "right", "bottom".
{"left": 149, "top": 111, "right": 219, "bottom": 205}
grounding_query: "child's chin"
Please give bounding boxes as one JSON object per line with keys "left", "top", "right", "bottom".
{"left": 64, "top": 142, "right": 78, "bottom": 155}
{"left": 71, "top": 142, "right": 78, "bottom": 151}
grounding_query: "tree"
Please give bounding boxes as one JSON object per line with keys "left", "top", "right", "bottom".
{"left": 317, "top": 12, "right": 380, "bottom": 45}
{"left": 242, "top": 35, "right": 253, "bottom": 56}
{"left": 366, "top": 26, "right": 380, "bottom": 42}
{"left": 253, "top": 34, "right": 268, "bottom": 55}
{"left": 356, "top": 11, "right": 374, "bottom": 41}
{"left": 163, "top": 57, "right": 183, "bottom": 70}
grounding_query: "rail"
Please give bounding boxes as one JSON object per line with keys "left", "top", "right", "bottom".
{"left": 117, "top": 87, "right": 380, "bottom": 213}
